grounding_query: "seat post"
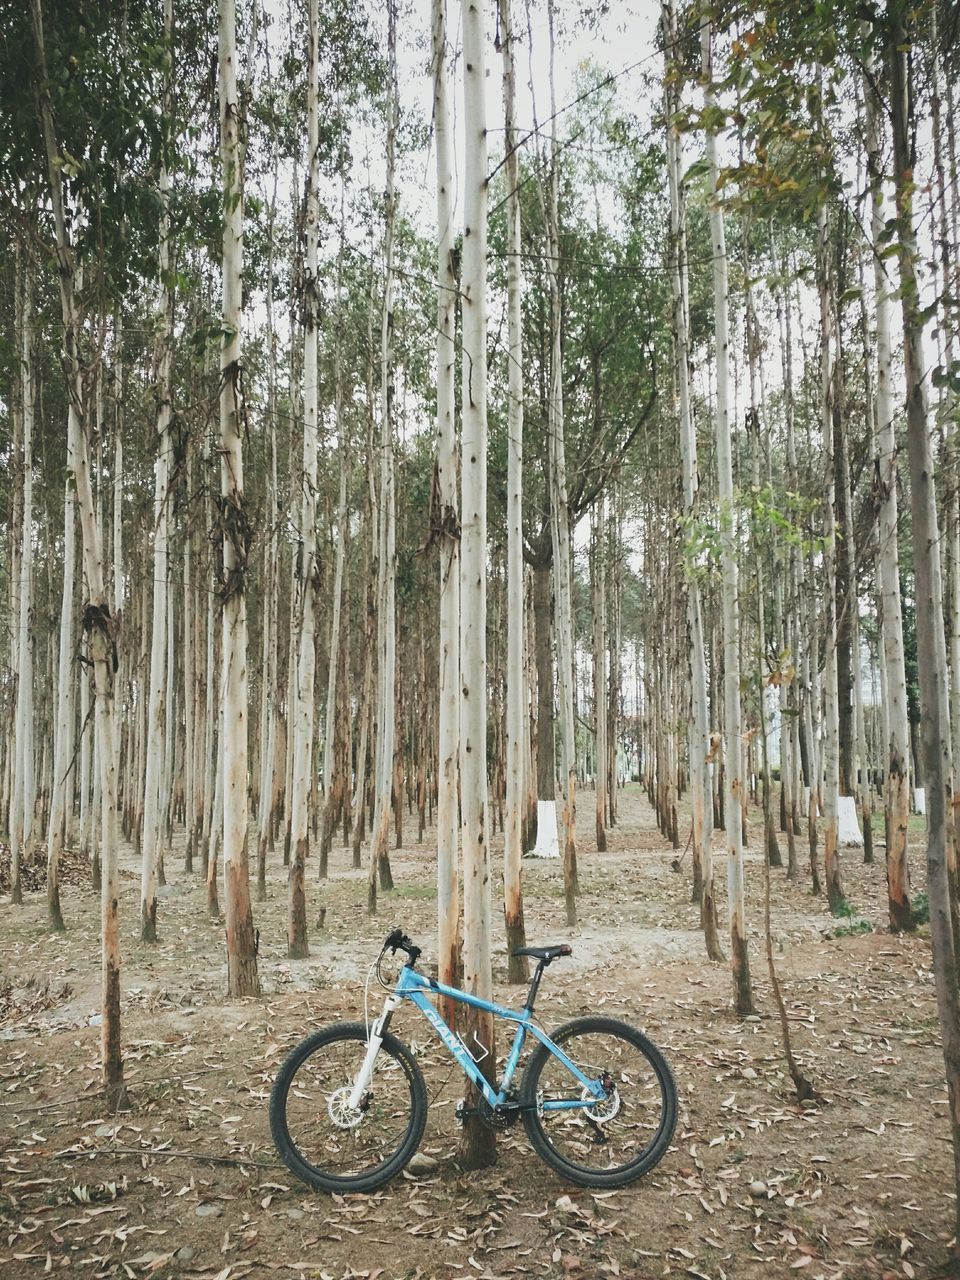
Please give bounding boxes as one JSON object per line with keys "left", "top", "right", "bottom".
{"left": 523, "top": 960, "right": 547, "bottom": 1014}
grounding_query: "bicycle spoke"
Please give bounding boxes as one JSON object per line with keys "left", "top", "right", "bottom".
{"left": 523, "top": 1018, "right": 676, "bottom": 1185}
{"left": 271, "top": 1023, "right": 426, "bottom": 1191}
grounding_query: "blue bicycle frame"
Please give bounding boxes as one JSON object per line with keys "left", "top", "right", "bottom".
{"left": 345, "top": 962, "right": 608, "bottom": 1116}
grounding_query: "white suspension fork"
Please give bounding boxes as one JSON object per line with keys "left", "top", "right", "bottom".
{"left": 346, "top": 995, "right": 399, "bottom": 1110}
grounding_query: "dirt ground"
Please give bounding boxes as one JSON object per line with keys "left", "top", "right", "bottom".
{"left": 0, "top": 787, "right": 953, "bottom": 1280}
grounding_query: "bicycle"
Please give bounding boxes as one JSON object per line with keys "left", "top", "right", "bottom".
{"left": 269, "top": 928, "right": 677, "bottom": 1193}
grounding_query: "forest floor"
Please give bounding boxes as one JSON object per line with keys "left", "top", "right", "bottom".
{"left": 0, "top": 786, "right": 952, "bottom": 1280}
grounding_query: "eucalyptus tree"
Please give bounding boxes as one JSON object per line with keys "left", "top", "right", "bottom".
{"left": 218, "top": 0, "right": 259, "bottom": 996}
{"left": 10, "top": 254, "right": 35, "bottom": 909}
{"left": 887, "top": 3, "right": 960, "bottom": 1244}
{"left": 701, "top": 8, "right": 753, "bottom": 1015}
{"left": 287, "top": 0, "right": 320, "bottom": 960}
{"left": 928, "top": 4, "right": 960, "bottom": 859}
{"left": 540, "top": 0, "right": 579, "bottom": 927}
{"left": 458, "top": 0, "right": 496, "bottom": 1172}
{"left": 318, "top": 232, "right": 350, "bottom": 879}
{"left": 817, "top": 192, "right": 845, "bottom": 913}
{"left": 26, "top": 0, "right": 165, "bottom": 1107}
{"left": 499, "top": 0, "right": 529, "bottom": 977}
{"left": 140, "top": 0, "right": 175, "bottom": 944}
{"left": 368, "top": 0, "right": 399, "bottom": 914}
{"left": 663, "top": 0, "right": 722, "bottom": 962}
{"left": 45, "top": 413, "right": 75, "bottom": 932}
{"left": 863, "top": 48, "right": 913, "bottom": 931}
{"left": 432, "top": 0, "right": 461, "bottom": 1010}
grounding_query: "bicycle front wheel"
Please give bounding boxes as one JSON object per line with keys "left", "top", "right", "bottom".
{"left": 521, "top": 1016, "right": 677, "bottom": 1188}
{"left": 269, "top": 1021, "right": 427, "bottom": 1193}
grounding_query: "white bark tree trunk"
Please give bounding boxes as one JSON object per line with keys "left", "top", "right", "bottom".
{"left": 433, "top": 0, "right": 461, "bottom": 1014}
{"left": 32, "top": 0, "right": 128, "bottom": 1107}
{"left": 46, "top": 474, "right": 75, "bottom": 932}
{"left": 818, "top": 198, "right": 844, "bottom": 913}
{"left": 546, "top": 0, "right": 577, "bottom": 928}
{"left": 458, "top": 0, "right": 496, "bottom": 1171}
{"left": 888, "top": 4, "right": 960, "bottom": 1246}
{"left": 256, "top": 178, "right": 280, "bottom": 899}
{"left": 665, "top": 0, "right": 722, "bottom": 961}
{"left": 864, "top": 54, "right": 912, "bottom": 929}
{"left": 368, "top": 0, "right": 399, "bottom": 913}
{"left": 218, "top": 0, "right": 259, "bottom": 995}
{"left": 141, "top": 55, "right": 174, "bottom": 938}
{"left": 499, "top": 0, "right": 528, "bottom": 983}
{"left": 591, "top": 501, "right": 608, "bottom": 854}
{"left": 287, "top": 0, "right": 320, "bottom": 958}
{"left": 10, "top": 254, "right": 36, "bottom": 906}
{"left": 319, "top": 197, "right": 349, "bottom": 878}
{"left": 702, "top": 10, "right": 752, "bottom": 1014}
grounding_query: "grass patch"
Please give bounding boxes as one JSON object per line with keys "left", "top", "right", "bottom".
{"left": 911, "top": 891, "right": 929, "bottom": 925}
{"left": 388, "top": 884, "right": 437, "bottom": 901}
{"left": 830, "top": 918, "right": 874, "bottom": 938}
{"left": 830, "top": 897, "right": 858, "bottom": 918}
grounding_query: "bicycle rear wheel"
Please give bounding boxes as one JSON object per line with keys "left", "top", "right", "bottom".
{"left": 521, "top": 1016, "right": 676, "bottom": 1188}
{"left": 270, "top": 1021, "right": 427, "bottom": 1193}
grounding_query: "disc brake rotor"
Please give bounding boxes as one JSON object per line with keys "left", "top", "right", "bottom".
{"left": 327, "top": 1087, "right": 365, "bottom": 1130}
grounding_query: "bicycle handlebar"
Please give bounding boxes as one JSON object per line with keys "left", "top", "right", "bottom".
{"left": 383, "top": 928, "right": 421, "bottom": 965}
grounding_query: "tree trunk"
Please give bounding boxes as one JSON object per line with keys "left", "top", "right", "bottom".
{"left": 287, "top": 0, "right": 321, "bottom": 958}
{"left": 10, "top": 251, "right": 36, "bottom": 909}
{"left": 46, "top": 475, "right": 75, "bottom": 933}
{"left": 499, "top": 0, "right": 528, "bottom": 983}
{"left": 818, "top": 197, "right": 845, "bottom": 914}
{"left": 141, "top": 43, "right": 174, "bottom": 938}
{"left": 255, "top": 169, "right": 280, "bottom": 902}
{"left": 218, "top": 0, "right": 259, "bottom": 997}
{"left": 665, "top": 0, "right": 722, "bottom": 959}
{"left": 433, "top": 0, "right": 461, "bottom": 1018}
{"left": 864, "top": 52, "right": 913, "bottom": 931}
{"left": 319, "top": 192, "right": 349, "bottom": 879}
{"left": 32, "top": 0, "right": 129, "bottom": 1106}
{"left": 702, "top": 10, "right": 752, "bottom": 1014}
{"left": 368, "top": 0, "right": 399, "bottom": 913}
{"left": 457, "top": 0, "right": 496, "bottom": 1172}
{"left": 545, "top": 0, "right": 577, "bottom": 927}
{"left": 591, "top": 500, "right": 608, "bottom": 853}
{"left": 889, "top": 6, "right": 960, "bottom": 1254}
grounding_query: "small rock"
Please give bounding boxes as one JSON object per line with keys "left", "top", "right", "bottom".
{"left": 741, "top": 1067, "right": 757, "bottom": 1080}
{"left": 749, "top": 1180, "right": 768, "bottom": 1198}
{"left": 286, "top": 1208, "right": 305, "bottom": 1221}
{"left": 95, "top": 1124, "right": 117, "bottom": 1137}
{"left": 406, "top": 1152, "right": 440, "bottom": 1175}
{"left": 195, "top": 1203, "right": 221, "bottom": 1218}
{"left": 87, "top": 1014, "right": 102, "bottom": 1027}
{"left": 175, "top": 1247, "right": 195, "bottom": 1263}
{"left": 743, "top": 1015, "right": 761, "bottom": 1023}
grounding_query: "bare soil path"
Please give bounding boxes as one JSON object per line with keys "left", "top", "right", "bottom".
{"left": 0, "top": 787, "right": 951, "bottom": 1279}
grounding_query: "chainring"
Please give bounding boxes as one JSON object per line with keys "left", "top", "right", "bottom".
{"left": 474, "top": 1096, "right": 521, "bottom": 1131}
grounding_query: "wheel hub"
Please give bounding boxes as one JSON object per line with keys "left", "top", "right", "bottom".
{"left": 581, "top": 1079, "right": 620, "bottom": 1123}
{"left": 327, "top": 1087, "right": 366, "bottom": 1130}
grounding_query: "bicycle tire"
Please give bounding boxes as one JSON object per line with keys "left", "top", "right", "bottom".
{"left": 269, "top": 1021, "right": 427, "bottom": 1193}
{"left": 521, "top": 1015, "right": 677, "bottom": 1188}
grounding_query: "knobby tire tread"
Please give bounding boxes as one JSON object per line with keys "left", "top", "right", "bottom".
{"left": 521, "top": 1015, "right": 677, "bottom": 1188}
{"left": 269, "top": 1020, "right": 427, "bottom": 1193}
